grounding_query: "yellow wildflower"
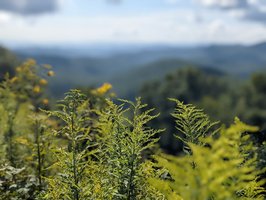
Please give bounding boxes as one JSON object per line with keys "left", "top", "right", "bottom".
{"left": 47, "top": 70, "right": 55, "bottom": 77}
{"left": 39, "top": 79, "right": 48, "bottom": 85}
{"left": 96, "top": 83, "right": 112, "bottom": 95}
{"left": 42, "top": 98, "right": 49, "bottom": 105}
{"left": 33, "top": 85, "right": 41, "bottom": 94}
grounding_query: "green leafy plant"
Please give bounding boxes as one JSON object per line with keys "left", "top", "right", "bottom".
{"left": 150, "top": 115, "right": 266, "bottom": 199}
{"left": 15, "top": 113, "right": 54, "bottom": 193}
{"left": 43, "top": 90, "right": 96, "bottom": 200}
{"left": 170, "top": 99, "right": 219, "bottom": 153}
{"left": 97, "top": 98, "right": 164, "bottom": 199}
{"left": 0, "top": 59, "right": 53, "bottom": 166}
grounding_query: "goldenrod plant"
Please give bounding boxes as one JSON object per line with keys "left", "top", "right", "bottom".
{"left": 0, "top": 78, "right": 21, "bottom": 166}
{"left": 150, "top": 117, "right": 266, "bottom": 199}
{"left": 15, "top": 113, "right": 54, "bottom": 194}
{"left": 43, "top": 90, "right": 96, "bottom": 200}
{"left": 8, "top": 59, "right": 53, "bottom": 106}
{"left": 0, "top": 59, "right": 53, "bottom": 165}
{"left": 0, "top": 59, "right": 54, "bottom": 199}
{"left": 97, "top": 98, "right": 164, "bottom": 200}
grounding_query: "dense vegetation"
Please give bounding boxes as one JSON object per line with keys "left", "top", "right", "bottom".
{"left": 0, "top": 60, "right": 265, "bottom": 199}
{"left": 141, "top": 67, "right": 266, "bottom": 153}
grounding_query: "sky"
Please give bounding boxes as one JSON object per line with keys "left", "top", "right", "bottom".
{"left": 1, "top": 0, "right": 266, "bottom": 46}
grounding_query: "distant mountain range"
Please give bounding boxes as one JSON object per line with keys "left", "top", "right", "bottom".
{"left": 7, "top": 42, "right": 266, "bottom": 98}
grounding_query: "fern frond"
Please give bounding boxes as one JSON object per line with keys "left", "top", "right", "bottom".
{"left": 170, "top": 98, "right": 219, "bottom": 151}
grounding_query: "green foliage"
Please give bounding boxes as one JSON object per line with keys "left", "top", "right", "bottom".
{"left": 16, "top": 113, "right": 54, "bottom": 193}
{"left": 97, "top": 98, "right": 163, "bottom": 199}
{"left": 0, "top": 60, "right": 265, "bottom": 200}
{"left": 237, "top": 73, "right": 266, "bottom": 129}
{"left": 0, "top": 59, "right": 53, "bottom": 166}
{"left": 0, "top": 59, "right": 54, "bottom": 199}
{"left": 0, "top": 76, "right": 22, "bottom": 166}
{"left": 150, "top": 118, "right": 265, "bottom": 200}
{"left": 170, "top": 99, "right": 219, "bottom": 153}
{"left": 43, "top": 90, "right": 94, "bottom": 200}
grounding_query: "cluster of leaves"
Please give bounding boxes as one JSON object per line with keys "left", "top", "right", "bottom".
{"left": 0, "top": 59, "right": 55, "bottom": 199}
{"left": 170, "top": 99, "right": 219, "bottom": 153}
{"left": 0, "top": 60, "right": 265, "bottom": 199}
{"left": 151, "top": 118, "right": 265, "bottom": 199}
{"left": 42, "top": 91, "right": 163, "bottom": 200}
{"left": 96, "top": 98, "right": 163, "bottom": 199}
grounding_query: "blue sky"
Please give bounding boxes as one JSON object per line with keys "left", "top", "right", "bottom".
{"left": 0, "top": 0, "right": 266, "bottom": 46}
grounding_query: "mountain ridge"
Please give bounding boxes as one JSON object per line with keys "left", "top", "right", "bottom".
{"left": 3, "top": 41, "right": 266, "bottom": 97}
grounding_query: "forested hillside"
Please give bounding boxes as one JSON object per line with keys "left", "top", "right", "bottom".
{"left": 14, "top": 42, "right": 266, "bottom": 98}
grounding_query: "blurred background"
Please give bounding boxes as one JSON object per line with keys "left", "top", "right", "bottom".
{"left": 1, "top": 0, "right": 266, "bottom": 153}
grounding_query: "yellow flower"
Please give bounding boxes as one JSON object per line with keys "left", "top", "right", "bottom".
{"left": 33, "top": 85, "right": 41, "bottom": 94}
{"left": 39, "top": 79, "right": 48, "bottom": 85}
{"left": 47, "top": 70, "right": 55, "bottom": 77}
{"left": 96, "top": 83, "right": 112, "bottom": 95}
{"left": 42, "top": 98, "right": 49, "bottom": 105}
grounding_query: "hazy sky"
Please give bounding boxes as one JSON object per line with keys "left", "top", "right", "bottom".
{"left": 1, "top": 0, "right": 266, "bottom": 45}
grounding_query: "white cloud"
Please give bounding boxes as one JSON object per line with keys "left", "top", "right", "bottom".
{"left": 1, "top": 8, "right": 266, "bottom": 45}
{"left": 0, "top": 11, "right": 12, "bottom": 23}
{"left": 208, "top": 19, "right": 225, "bottom": 35}
{"left": 1, "top": 1, "right": 266, "bottom": 45}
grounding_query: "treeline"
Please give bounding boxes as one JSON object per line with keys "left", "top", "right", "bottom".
{"left": 0, "top": 60, "right": 265, "bottom": 199}
{"left": 140, "top": 67, "right": 266, "bottom": 153}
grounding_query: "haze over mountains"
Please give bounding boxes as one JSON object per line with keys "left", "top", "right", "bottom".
{"left": 8, "top": 42, "right": 266, "bottom": 98}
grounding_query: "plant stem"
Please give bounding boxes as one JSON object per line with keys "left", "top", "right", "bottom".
{"left": 35, "top": 119, "right": 42, "bottom": 191}
{"left": 6, "top": 103, "right": 19, "bottom": 167}
{"left": 71, "top": 107, "right": 79, "bottom": 200}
